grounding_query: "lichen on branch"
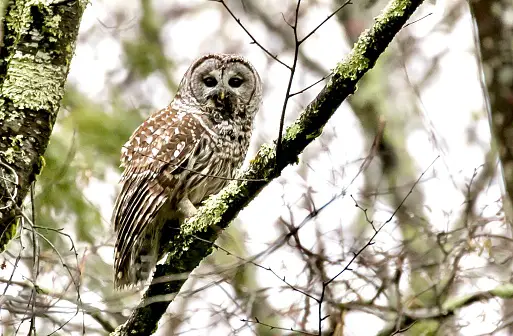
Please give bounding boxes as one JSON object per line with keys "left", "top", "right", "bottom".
{"left": 0, "top": 0, "right": 87, "bottom": 251}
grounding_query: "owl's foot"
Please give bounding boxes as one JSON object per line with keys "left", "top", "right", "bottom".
{"left": 177, "top": 197, "right": 198, "bottom": 219}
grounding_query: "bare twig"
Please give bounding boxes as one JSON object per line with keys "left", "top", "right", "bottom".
{"left": 298, "top": 1, "right": 352, "bottom": 44}
{"left": 241, "top": 318, "right": 317, "bottom": 336}
{"left": 275, "top": 0, "right": 302, "bottom": 165}
{"left": 317, "top": 156, "right": 439, "bottom": 334}
{"left": 209, "top": 0, "right": 290, "bottom": 69}
{"left": 0, "top": 157, "right": 18, "bottom": 210}
{"left": 19, "top": 210, "right": 84, "bottom": 336}
{"left": 289, "top": 73, "right": 332, "bottom": 97}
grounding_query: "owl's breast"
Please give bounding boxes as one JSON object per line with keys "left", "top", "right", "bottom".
{"left": 210, "top": 117, "right": 253, "bottom": 158}
{"left": 183, "top": 121, "right": 252, "bottom": 206}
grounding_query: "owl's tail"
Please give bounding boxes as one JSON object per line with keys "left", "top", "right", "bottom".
{"left": 112, "top": 175, "right": 169, "bottom": 289}
{"left": 114, "top": 227, "right": 161, "bottom": 288}
{"left": 114, "top": 217, "right": 179, "bottom": 288}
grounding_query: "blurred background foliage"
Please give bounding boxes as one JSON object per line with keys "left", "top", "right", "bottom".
{"left": 1, "top": 0, "right": 511, "bottom": 335}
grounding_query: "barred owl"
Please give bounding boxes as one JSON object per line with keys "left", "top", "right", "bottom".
{"left": 112, "top": 54, "right": 262, "bottom": 288}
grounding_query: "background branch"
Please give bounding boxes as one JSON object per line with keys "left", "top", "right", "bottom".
{"left": 470, "top": 0, "right": 513, "bottom": 216}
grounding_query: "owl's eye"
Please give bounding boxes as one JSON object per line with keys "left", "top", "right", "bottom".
{"left": 203, "top": 76, "right": 217, "bottom": 87}
{"left": 228, "top": 77, "right": 243, "bottom": 88}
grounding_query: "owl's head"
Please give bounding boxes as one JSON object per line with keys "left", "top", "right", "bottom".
{"left": 178, "top": 54, "right": 262, "bottom": 120}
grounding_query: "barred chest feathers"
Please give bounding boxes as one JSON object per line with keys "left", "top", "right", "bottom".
{"left": 184, "top": 113, "right": 253, "bottom": 206}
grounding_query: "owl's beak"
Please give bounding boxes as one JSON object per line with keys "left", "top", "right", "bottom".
{"left": 211, "top": 89, "right": 229, "bottom": 108}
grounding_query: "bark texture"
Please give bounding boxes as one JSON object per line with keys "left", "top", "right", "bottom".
{"left": 0, "top": 0, "right": 87, "bottom": 250}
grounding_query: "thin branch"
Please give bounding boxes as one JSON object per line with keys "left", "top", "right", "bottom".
{"left": 28, "top": 184, "right": 39, "bottom": 336}
{"left": 20, "top": 211, "right": 83, "bottom": 336}
{"left": 350, "top": 194, "right": 377, "bottom": 232}
{"left": 0, "top": 157, "right": 18, "bottom": 210}
{"left": 317, "top": 156, "right": 439, "bottom": 334}
{"left": 276, "top": 0, "right": 302, "bottom": 166}
{"left": 209, "top": 0, "right": 290, "bottom": 69}
{"left": 289, "top": 73, "right": 332, "bottom": 97}
{"left": 241, "top": 318, "right": 317, "bottom": 336}
{"left": 298, "top": 1, "right": 352, "bottom": 44}
{"left": 390, "top": 321, "right": 417, "bottom": 335}
{"left": 403, "top": 12, "right": 432, "bottom": 28}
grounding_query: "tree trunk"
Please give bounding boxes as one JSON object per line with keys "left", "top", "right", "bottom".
{"left": 0, "top": 0, "right": 87, "bottom": 250}
{"left": 470, "top": 0, "right": 513, "bottom": 333}
{"left": 471, "top": 0, "right": 513, "bottom": 214}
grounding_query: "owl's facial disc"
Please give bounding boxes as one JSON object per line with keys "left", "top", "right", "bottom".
{"left": 186, "top": 55, "right": 260, "bottom": 121}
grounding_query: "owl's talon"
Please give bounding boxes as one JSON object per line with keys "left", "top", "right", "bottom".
{"left": 177, "top": 197, "right": 198, "bottom": 218}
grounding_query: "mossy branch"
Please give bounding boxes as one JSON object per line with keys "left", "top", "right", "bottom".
{"left": 0, "top": 0, "right": 87, "bottom": 251}
{"left": 113, "top": 0, "right": 425, "bottom": 334}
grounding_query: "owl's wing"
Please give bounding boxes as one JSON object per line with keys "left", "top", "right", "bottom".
{"left": 112, "top": 104, "right": 204, "bottom": 286}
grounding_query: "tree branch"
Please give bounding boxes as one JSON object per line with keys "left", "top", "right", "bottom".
{"left": 0, "top": 0, "right": 87, "bottom": 251}
{"left": 113, "top": 0, "right": 426, "bottom": 334}
{"left": 375, "top": 283, "right": 513, "bottom": 336}
{"left": 470, "top": 0, "right": 513, "bottom": 215}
